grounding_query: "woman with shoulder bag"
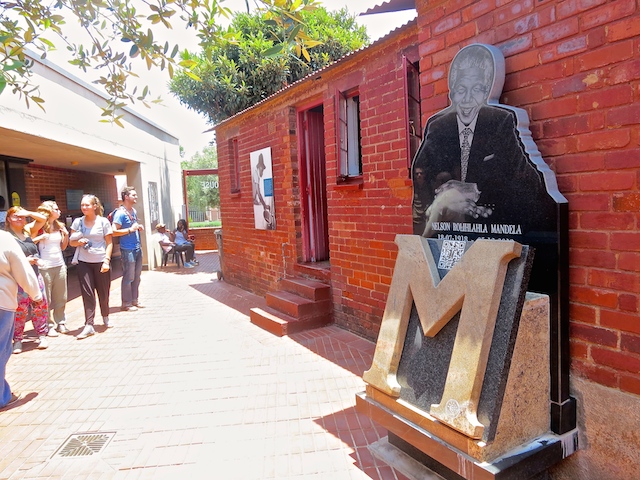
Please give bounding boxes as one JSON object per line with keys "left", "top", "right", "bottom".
{"left": 33, "top": 201, "right": 70, "bottom": 334}
{"left": 69, "top": 194, "right": 113, "bottom": 339}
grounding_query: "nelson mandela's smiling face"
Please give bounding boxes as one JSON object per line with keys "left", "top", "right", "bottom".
{"left": 451, "top": 68, "right": 489, "bottom": 126}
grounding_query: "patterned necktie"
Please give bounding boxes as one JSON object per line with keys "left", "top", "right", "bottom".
{"left": 460, "top": 127, "right": 472, "bottom": 182}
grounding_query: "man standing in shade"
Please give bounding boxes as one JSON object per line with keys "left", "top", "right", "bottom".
{"left": 112, "top": 186, "right": 144, "bottom": 311}
{"left": 412, "top": 44, "right": 549, "bottom": 238}
{"left": 0, "top": 229, "right": 42, "bottom": 409}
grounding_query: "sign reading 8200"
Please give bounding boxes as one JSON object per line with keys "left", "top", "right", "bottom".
{"left": 201, "top": 180, "right": 219, "bottom": 190}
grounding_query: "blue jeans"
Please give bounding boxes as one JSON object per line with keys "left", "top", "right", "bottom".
{"left": 0, "top": 308, "right": 16, "bottom": 408}
{"left": 120, "top": 247, "right": 142, "bottom": 307}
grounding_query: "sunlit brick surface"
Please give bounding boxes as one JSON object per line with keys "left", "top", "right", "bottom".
{"left": 1, "top": 252, "right": 408, "bottom": 480}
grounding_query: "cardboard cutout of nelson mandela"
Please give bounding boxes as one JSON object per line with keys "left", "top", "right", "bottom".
{"left": 411, "top": 44, "right": 559, "bottom": 240}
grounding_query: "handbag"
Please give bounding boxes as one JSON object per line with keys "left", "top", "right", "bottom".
{"left": 70, "top": 217, "right": 84, "bottom": 265}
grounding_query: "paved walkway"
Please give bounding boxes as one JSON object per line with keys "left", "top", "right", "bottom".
{"left": 1, "top": 252, "right": 411, "bottom": 480}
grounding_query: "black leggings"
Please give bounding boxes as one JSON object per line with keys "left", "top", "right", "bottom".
{"left": 175, "top": 243, "right": 194, "bottom": 262}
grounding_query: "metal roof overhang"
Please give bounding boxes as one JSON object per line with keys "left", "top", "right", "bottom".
{"left": 361, "top": 0, "right": 416, "bottom": 15}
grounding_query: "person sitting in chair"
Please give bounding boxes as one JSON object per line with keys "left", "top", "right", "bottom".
{"left": 173, "top": 219, "right": 197, "bottom": 266}
{"left": 157, "top": 224, "right": 195, "bottom": 268}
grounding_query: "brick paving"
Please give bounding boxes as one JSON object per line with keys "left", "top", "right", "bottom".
{"left": 1, "top": 252, "right": 410, "bottom": 480}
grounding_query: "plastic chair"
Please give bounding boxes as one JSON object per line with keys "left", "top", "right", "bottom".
{"left": 161, "top": 245, "right": 184, "bottom": 267}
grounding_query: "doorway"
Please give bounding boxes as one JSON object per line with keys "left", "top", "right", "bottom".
{"left": 299, "top": 105, "right": 329, "bottom": 263}
{"left": 181, "top": 168, "right": 221, "bottom": 229}
{"left": 0, "top": 156, "right": 28, "bottom": 208}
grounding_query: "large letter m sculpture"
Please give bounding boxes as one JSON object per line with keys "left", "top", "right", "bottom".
{"left": 363, "top": 235, "right": 523, "bottom": 439}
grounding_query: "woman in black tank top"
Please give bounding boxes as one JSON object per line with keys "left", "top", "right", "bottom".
{"left": 5, "top": 206, "right": 51, "bottom": 353}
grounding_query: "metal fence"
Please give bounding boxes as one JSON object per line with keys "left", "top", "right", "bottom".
{"left": 188, "top": 210, "right": 207, "bottom": 222}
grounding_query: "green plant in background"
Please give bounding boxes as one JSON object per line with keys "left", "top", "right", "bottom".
{"left": 190, "top": 220, "right": 222, "bottom": 228}
{"left": 182, "top": 145, "right": 219, "bottom": 219}
{"left": 169, "top": 6, "right": 368, "bottom": 124}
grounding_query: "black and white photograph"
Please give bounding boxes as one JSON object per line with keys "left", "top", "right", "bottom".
{"left": 250, "top": 147, "right": 276, "bottom": 230}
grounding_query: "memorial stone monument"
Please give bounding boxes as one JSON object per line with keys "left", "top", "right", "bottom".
{"left": 357, "top": 44, "right": 578, "bottom": 479}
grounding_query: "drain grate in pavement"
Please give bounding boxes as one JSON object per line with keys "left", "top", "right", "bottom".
{"left": 53, "top": 432, "right": 116, "bottom": 458}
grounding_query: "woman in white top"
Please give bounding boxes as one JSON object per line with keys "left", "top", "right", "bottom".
{"left": 0, "top": 229, "right": 43, "bottom": 408}
{"left": 69, "top": 195, "right": 113, "bottom": 339}
{"left": 33, "top": 201, "right": 69, "bottom": 334}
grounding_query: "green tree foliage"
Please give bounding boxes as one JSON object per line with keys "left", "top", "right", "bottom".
{"left": 0, "top": 0, "right": 322, "bottom": 125}
{"left": 168, "top": 6, "right": 368, "bottom": 124}
{"left": 182, "top": 145, "right": 219, "bottom": 213}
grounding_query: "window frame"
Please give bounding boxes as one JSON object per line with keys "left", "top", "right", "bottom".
{"left": 336, "top": 88, "right": 362, "bottom": 183}
{"left": 404, "top": 56, "right": 422, "bottom": 174}
{"left": 229, "top": 138, "right": 240, "bottom": 194}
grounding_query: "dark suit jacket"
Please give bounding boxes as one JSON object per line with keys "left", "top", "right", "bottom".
{"left": 412, "top": 105, "right": 550, "bottom": 233}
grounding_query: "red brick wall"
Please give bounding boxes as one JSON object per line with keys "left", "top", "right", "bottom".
{"left": 324, "top": 42, "right": 416, "bottom": 338}
{"left": 190, "top": 227, "right": 218, "bottom": 250}
{"left": 25, "top": 164, "right": 118, "bottom": 215}
{"left": 415, "top": 0, "right": 640, "bottom": 395}
{"left": 217, "top": 106, "right": 300, "bottom": 294}
{"left": 216, "top": 27, "right": 418, "bottom": 338}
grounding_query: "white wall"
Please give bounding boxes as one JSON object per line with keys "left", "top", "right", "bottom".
{"left": 0, "top": 53, "right": 185, "bottom": 269}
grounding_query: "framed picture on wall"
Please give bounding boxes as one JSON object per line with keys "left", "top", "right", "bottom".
{"left": 250, "top": 147, "right": 275, "bottom": 230}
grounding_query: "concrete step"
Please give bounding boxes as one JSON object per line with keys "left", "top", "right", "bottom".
{"left": 266, "top": 290, "right": 331, "bottom": 319}
{"left": 250, "top": 306, "right": 332, "bottom": 336}
{"left": 294, "top": 262, "right": 331, "bottom": 283}
{"left": 280, "top": 277, "right": 331, "bottom": 301}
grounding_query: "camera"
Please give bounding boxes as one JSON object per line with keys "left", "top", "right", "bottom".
{"left": 82, "top": 240, "right": 93, "bottom": 250}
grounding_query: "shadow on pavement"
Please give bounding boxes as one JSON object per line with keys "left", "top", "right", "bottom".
{"left": 0, "top": 392, "right": 39, "bottom": 412}
{"left": 314, "top": 405, "right": 402, "bottom": 480}
{"left": 189, "top": 280, "right": 267, "bottom": 317}
{"left": 289, "top": 326, "right": 377, "bottom": 378}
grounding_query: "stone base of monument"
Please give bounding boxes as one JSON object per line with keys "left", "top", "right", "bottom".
{"left": 368, "top": 436, "right": 446, "bottom": 480}
{"left": 356, "top": 294, "right": 579, "bottom": 480}
{"left": 367, "top": 435, "right": 562, "bottom": 480}
{"left": 357, "top": 397, "right": 578, "bottom": 480}
{"left": 385, "top": 431, "right": 570, "bottom": 480}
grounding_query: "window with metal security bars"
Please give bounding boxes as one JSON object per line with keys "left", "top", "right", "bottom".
{"left": 337, "top": 90, "right": 362, "bottom": 181}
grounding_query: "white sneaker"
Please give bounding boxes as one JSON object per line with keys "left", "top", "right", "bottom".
{"left": 47, "top": 328, "right": 59, "bottom": 337}
{"left": 77, "top": 325, "right": 95, "bottom": 340}
{"left": 13, "top": 341, "right": 22, "bottom": 354}
{"left": 38, "top": 336, "right": 49, "bottom": 349}
{"left": 103, "top": 316, "right": 112, "bottom": 328}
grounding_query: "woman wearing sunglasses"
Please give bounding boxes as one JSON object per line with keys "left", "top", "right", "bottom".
{"left": 4, "top": 206, "right": 50, "bottom": 353}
